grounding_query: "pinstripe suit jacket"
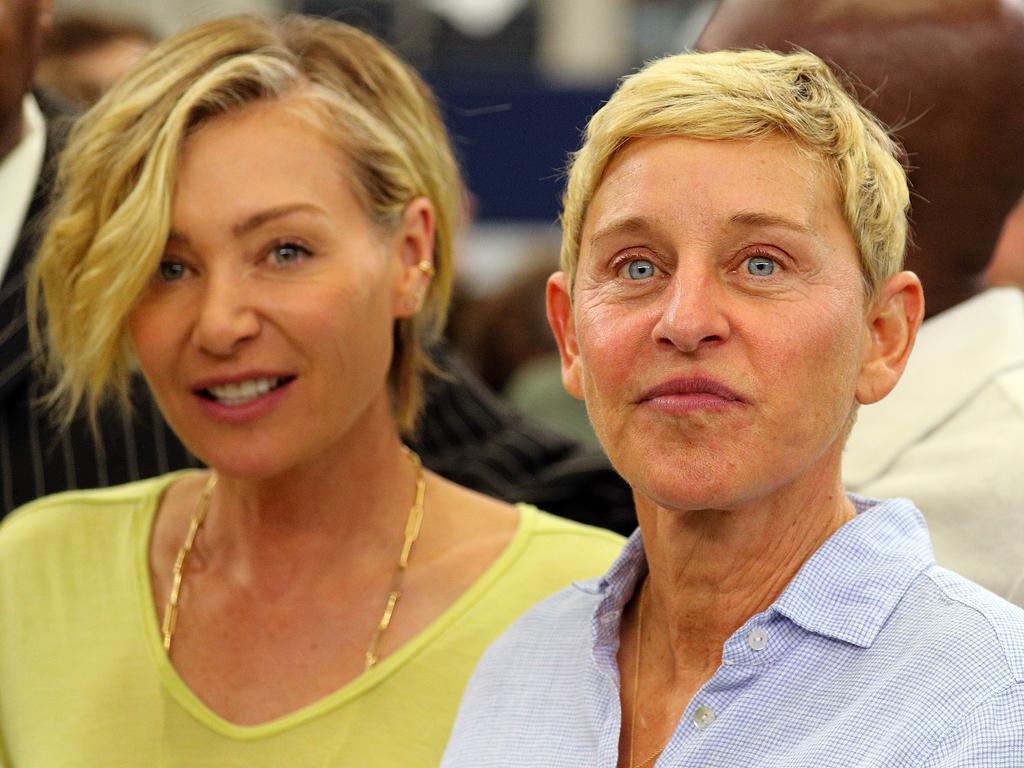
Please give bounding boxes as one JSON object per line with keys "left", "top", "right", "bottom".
{"left": 0, "top": 97, "right": 634, "bottom": 532}
{"left": 0, "top": 96, "right": 196, "bottom": 517}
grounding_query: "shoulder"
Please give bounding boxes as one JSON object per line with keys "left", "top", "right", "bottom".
{"left": 506, "top": 504, "right": 625, "bottom": 577}
{"left": 916, "top": 565, "right": 1024, "bottom": 683}
{"left": 0, "top": 472, "right": 187, "bottom": 560}
{"left": 919, "top": 680, "right": 1024, "bottom": 766}
{"left": 466, "top": 508, "right": 620, "bottom": 656}
{"left": 516, "top": 504, "right": 625, "bottom": 547}
{"left": 873, "top": 562, "right": 1024, "bottom": 757}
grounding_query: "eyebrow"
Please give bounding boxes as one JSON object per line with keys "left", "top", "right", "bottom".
{"left": 728, "top": 211, "right": 812, "bottom": 234}
{"left": 166, "top": 203, "right": 326, "bottom": 245}
{"left": 588, "top": 216, "right": 656, "bottom": 249}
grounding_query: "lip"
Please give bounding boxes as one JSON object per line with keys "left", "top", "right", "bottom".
{"left": 638, "top": 376, "right": 745, "bottom": 411}
{"left": 190, "top": 370, "right": 296, "bottom": 424}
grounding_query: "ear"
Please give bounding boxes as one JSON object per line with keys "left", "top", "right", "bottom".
{"left": 546, "top": 271, "right": 584, "bottom": 400}
{"left": 391, "top": 197, "right": 436, "bottom": 318}
{"left": 855, "top": 271, "right": 924, "bottom": 405}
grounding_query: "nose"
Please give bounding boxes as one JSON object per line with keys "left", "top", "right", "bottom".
{"left": 651, "top": 271, "right": 730, "bottom": 353}
{"left": 190, "top": 269, "right": 260, "bottom": 356}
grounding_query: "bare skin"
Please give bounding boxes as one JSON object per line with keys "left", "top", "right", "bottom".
{"left": 149, "top": 417, "right": 518, "bottom": 725}
{"left": 698, "top": 0, "right": 1024, "bottom": 318}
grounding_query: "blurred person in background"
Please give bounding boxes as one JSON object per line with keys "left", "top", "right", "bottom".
{"left": 450, "top": 259, "right": 600, "bottom": 451}
{"left": 699, "top": 0, "right": 1024, "bottom": 606}
{"left": 35, "top": 14, "right": 156, "bottom": 107}
{"left": 0, "top": 14, "right": 622, "bottom": 765}
{"left": 443, "top": 48, "right": 1024, "bottom": 767}
{"left": 988, "top": 194, "right": 1024, "bottom": 290}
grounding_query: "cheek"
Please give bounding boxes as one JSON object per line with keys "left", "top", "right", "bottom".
{"left": 761, "top": 305, "right": 865, "bottom": 437}
{"left": 126, "top": 304, "right": 169, "bottom": 378}
{"left": 575, "top": 303, "right": 644, "bottom": 394}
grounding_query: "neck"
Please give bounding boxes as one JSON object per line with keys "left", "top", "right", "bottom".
{"left": 636, "top": 464, "right": 855, "bottom": 676}
{"left": 198, "top": 416, "right": 418, "bottom": 588}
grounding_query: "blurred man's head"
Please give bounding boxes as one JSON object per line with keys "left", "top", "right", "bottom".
{"left": 698, "top": 0, "right": 1024, "bottom": 317}
{"left": 0, "top": 0, "right": 53, "bottom": 158}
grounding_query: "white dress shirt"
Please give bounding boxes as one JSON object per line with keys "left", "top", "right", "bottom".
{"left": 0, "top": 95, "right": 46, "bottom": 284}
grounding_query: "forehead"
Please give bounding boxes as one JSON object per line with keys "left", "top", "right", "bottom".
{"left": 583, "top": 134, "right": 846, "bottom": 248}
{"left": 172, "top": 99, "right": 357, "bottom": 226}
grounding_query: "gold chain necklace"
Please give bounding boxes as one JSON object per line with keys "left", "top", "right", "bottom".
{"left": 628, "top": 577, "right": 665, "bottom": 768}
{"left": 161, "top": 448, "right": 427, "bottom": 672}
{"left": 364, "top": 447, "right": 426, "bottom": 670}
{"left": 162, "top": 472, "right": 217, "bottom": 651}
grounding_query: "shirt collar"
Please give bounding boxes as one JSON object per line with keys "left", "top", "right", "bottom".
{"left": 772, "top": 495, "right": 935, "bottom": 647}
{"left": 585, "top": 496, "right": 935, "bottom": 659}
{"left": 844, "top": 288, "right": 1024, "bottom": 487}
{"left": 0, "top": 94, "right": 47, "bottom": 283}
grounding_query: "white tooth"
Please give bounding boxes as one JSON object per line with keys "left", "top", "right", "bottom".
{"left": 208, "top": 377, "right": 279, "bottom": 405}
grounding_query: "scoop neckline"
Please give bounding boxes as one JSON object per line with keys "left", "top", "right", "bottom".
{"left": 132, "top": 470, "right": 534, "bottom": 740}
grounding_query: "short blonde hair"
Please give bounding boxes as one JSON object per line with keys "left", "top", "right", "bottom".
{"left": 30, "top": 14, "right": 461, "bottom": 434}
{"left": 560, "top": 49, "right": 908, "bottom": 295}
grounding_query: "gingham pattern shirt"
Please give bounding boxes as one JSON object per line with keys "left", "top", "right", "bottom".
{"left": 443, "top": 496, "right": 1024, "bottom": 767}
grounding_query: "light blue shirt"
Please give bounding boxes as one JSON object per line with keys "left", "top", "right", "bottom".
{"left": 443, "top": 496, "right": 1024, "bottom": 767}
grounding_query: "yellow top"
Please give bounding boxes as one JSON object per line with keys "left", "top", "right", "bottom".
{"left": 0, "top": 472, "right": 624, "bottom": 767}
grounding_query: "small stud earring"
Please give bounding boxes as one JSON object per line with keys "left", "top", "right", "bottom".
{"left": 416, "top": 260, "right": 436, "bottom": 278}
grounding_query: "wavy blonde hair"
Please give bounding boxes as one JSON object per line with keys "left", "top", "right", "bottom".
{"left": 560, "top": 49, "right": 909, "bottom": 296}
{"left": 30, "top": 14, "right": 461, "bottom": 434}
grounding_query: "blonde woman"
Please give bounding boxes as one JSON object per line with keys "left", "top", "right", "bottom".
{"left": 0, "top": 15, "right": 622, "bottom": 766}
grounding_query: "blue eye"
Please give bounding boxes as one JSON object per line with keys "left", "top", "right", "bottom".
{"left": 158, "top": 260, "right": 186, "bottom": 281}
{"left": 622, "top": 258, "right": 658, "bottom": 280}
{"left": 745, "top": 255, "right": 776, "bottom": 277}
{"left": 270, "top": 242, "right": 312, "bottom": 265}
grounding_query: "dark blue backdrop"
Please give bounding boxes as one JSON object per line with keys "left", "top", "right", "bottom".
{"left": 429, "top": 79, "right": 613, "bottom": 222}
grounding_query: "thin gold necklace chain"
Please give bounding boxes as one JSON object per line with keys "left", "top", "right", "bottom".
{"left": 161, "top": 447, "right": 427, "bottom": 673}
{"left": 629, "top": 577, "right": 665, "bottom": 768}
{"left": 162, "top": 472, "right": 217, "bottom": 651}
{"left": 364, "top": 447, "right": 426, "bottom": 670}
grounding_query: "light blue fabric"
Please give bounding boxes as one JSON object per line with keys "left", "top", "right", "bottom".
{"left": 443, "top": 496, "right": 1024, "bottom": 767}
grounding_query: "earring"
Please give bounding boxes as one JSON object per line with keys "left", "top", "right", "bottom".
{"left": 417, "top": 260, "right": 436, "bottom": 278}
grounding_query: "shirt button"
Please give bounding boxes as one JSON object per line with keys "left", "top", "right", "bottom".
{"left": 746, "top": 628, "right": 768, "bottom": 651}
{"left": 600, "top": 611, "right": 620, "bottom": 626}
{"left": 693, "top": 705, "right": 716, "bottom": 730}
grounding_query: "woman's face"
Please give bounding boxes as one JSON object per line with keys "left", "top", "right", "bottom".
{"left": 128, "top": 99, "right": 426, "bottom": 479}
{"left": 550, "top": 135, "right": 878, "bottom": 512}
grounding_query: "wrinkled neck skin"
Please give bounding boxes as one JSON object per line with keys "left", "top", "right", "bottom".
{"left": 634, "top": 452, "right": 855, "bottom": 678}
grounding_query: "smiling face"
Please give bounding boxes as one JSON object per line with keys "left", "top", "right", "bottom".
{"left": 549, "top": 135, "right": 886, "bottom": 512}
{"left": 128, "top": 98, "right": 430, "bottom": 479}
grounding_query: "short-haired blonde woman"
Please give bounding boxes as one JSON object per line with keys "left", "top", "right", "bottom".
{"left": 0, "top": 15, "right": 622, "bottom": 765}
{"left": 443, "top": 49, "right": 1024, "bottom": 766}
